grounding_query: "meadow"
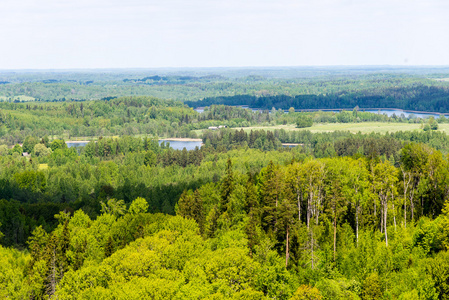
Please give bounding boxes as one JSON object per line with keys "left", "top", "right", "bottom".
{"left": 207, "top": 121, "right": 449, "bottom": 135}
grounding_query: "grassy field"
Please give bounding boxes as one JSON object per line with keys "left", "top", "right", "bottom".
{"left": 196, "top": 122, "right": 449, "bottom": 135}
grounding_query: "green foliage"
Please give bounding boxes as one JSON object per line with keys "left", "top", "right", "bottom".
{"left": 177, "top": 190, "right": 205, "bottom": 234}
{"left": 0, "top": 200, "right": 27, "bottom": 246}
{"left": 362, "top": 273, "right": 382, "bottom": 300}
{"left": 128, "top": 197, "right": 149, "bottom": 215}
{"left": 428, "top": 117, "right": 439, "bottom": 131}
{"left": 13, "top": 169, "right": 47, "bottom": 194}
{"left": 12, "top": 144, "right": 22, "bottom": 154}
{"left": 144, "top": 150, "right": 157, "bottom": 167}
{"left": 315, "top": 278, "right": 360, "bottom": 300}
{"left": 23, "top": 136, "right": 38, "bottom": 153}
{"left": 0, "top": 152, "right": 449, "bottom": 298}
{"left": 33, "top": 143, "right": 52, "bottom": 157}
{"left": 50, "top": 139, "right": 68, "bottom": 151}
{"left": 100, "top": 198, "right": 127, "bottom": 217}
{"left": 220, "top": 158, "right": 234, "bottom": 213}
{"left": 426, "top": 249, "right": 449, "bottom": 298}
{"left": 50, "top": 213, "right": 291, "bottom": 299}
{"left": 0, "top": 245, "right": 31, "bottom": 298}
{"left": 291, "top": 285, "right": 322, "bottom": 300}
{"left": 296, "top": 115, "right": 313, "bottom": 128}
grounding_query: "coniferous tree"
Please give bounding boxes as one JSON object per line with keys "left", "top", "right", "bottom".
{"left": 220, "top": 158, "right": 234, "bottom": 213}
{"left": 259, "top": 161, "right": 283, "bottom": 233}
{"left": 177, "top": 190, "right": 205, "bottom": 234}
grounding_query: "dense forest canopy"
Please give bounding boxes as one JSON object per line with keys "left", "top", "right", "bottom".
{"left": 3, "top": 135, "right": 449, "bottom": 298}
{"left": 2, "top": 68, "right": 449, "bottom": 299}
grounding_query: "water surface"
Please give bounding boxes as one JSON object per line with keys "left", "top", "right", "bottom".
{"left": 158, "top": 140, "right": 202, "bottom": 151}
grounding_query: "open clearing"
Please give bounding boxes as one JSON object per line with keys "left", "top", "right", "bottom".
{"left": 196, "top": 122, "right": 449, "bottom": 135}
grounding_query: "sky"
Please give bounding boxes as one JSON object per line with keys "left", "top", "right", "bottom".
{"left": 1, "top": 0, "right": 449, "bottom": 69}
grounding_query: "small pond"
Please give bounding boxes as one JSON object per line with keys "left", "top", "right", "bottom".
{"left": 158, "top": 140, "right": 203, "bottom": 151}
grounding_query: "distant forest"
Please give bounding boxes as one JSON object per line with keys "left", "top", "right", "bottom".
{"left": 186, "top": 85, "right": 449, "bottom": 113}
{"left": 2, "top": 68, "right": 449, "bottom": 109}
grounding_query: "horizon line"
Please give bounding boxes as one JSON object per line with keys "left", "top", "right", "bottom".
{"left": 1, "top": 65, "right": 449, "bottom": 72}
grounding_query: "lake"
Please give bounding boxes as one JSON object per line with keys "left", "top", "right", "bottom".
{"left": 337, "top": 109, "right": 444, "bottom": 119}
{"left": 66, "top": 141, "right": 89, "bottom": 148}
{"left": 67, "top": 140, "right": 203, "bottom": 151}
{"left": 159, "top": 140, "right": 203, "bottom": 151}
{"left": 195, "top": 106, "right": 446, "bottom": 119}
{"left": 289, "top": 108, "right": 445, "bottom": 118}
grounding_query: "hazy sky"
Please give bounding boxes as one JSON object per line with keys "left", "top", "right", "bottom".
{"left": 1, "top": 0, "right": 449, "bottom": 69}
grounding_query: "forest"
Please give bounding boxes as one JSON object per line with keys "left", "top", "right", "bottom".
{"left": 186, "top": 85, "right": 449, "bottom": 113}
{"left": 2, "top": 133, "right": 449, "bottom": 299}
{"left": 2, "top": 69, "right": 449, "bottom": 299}
{"left": 2, "top": 67, "right": 449, "bottom": 108}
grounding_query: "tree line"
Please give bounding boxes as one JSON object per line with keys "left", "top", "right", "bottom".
{"left": 187, "top": 84, "right": 449, "bottom": 113}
